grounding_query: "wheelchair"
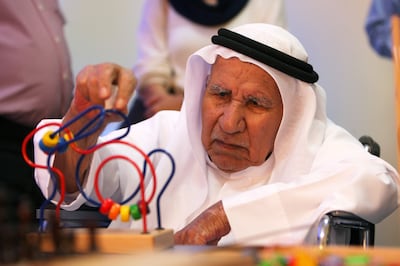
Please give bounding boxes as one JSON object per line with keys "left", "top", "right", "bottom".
{"left": 316, "top": 135, "right": 380, "bottom": 248}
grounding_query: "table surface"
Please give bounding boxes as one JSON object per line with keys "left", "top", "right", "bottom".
{"left": 18, "top": 245, "right": 400, "bottom": 266}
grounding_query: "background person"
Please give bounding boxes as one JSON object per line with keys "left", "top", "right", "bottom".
{"left": 365, "top": 0, "right": 400, "bottom": 58}
{"left": 0, "top": 0, "right": 74, "bottom": 226}
{"left": 121, "top": 0, "right": 287, "bottom": 126}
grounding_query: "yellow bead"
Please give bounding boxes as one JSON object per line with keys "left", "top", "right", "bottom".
{"left": 63, "top": 132, "right": 74, "bottom": 141}
{"left": 42, "top": 130, "right": 59, "bottom": 147}
{"left": 120, "top": 205, "right": 130, "bottom": 222}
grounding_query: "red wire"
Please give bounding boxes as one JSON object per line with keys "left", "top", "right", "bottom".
{"left": 94, "top": 155, "right": 150, "bottom": 233}
{"left": 21, "top": 122, "right": 65, "bottom": 221}
{"left": 21, "top": 122, "right": 157, "bottom": 233}
{"left": 81, "top": 139, "right": 158, "bottom": 233}
{"left": 75, "top": 139, "right": 158, "bottom": 203}
{"left": 22, "top": 120, "right": 160, "bottom": 232}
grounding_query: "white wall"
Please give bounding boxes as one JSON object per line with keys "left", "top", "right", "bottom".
{"left": 59, "top": 0, "right": 400, "bottom": 246}
{"left": 59, "top": 0, "right": 142, "bottom": 74}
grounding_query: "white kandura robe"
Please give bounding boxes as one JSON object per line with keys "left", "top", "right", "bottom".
{"left": 34, "top": 23, "right": 400, "bottom": 246}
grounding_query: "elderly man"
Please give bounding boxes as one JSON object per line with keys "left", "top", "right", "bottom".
{"left": 33, "top": 23, "right": 400, "bottom": 246}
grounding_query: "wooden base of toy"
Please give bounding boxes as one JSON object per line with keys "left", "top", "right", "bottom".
{"left": 27, "top": 228, "right": 174, "bottom": 254}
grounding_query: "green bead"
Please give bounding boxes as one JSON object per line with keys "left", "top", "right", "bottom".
{"left": 344, "top": 254, "right": 370, "bottom": 266}
{"left": 129, "top": 204, "right": 141, "bottom": 220}
{"left": 258, "top": 260, "right": 273, "bottom": 266}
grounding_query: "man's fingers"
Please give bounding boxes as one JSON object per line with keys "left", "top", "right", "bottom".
{"left": 94, "top": 63, "right": 120, "bottom": 102}
{"left": 113, "top": 66, "right": 136, "bottom": 112}
{"left": 73, "top": 63, "right": 136, "bottom": 113}
{"left": 174, "top": 230, "right": 207, "bottom": 245}
{"left": 74, "top": 65, "right": 98, "bottom": 112}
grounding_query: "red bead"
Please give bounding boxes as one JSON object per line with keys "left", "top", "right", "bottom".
{"left": 99, "top": 198, "right": 114, "bottom": 215}
{"left": 138, "top": 200, "right": 150, "bottom": 215}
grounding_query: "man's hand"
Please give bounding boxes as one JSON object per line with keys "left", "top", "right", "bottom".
{"left": 55, "top": 63, "right": 136, "bottom": 193}
{"left": 174, "top": 201, "right": 231, "bottom": 245}
{"left": 139, "top": 84, "right": 183, "bottom": 118}
{"left": 71, "top": 63, "right": 136, "bottom": 120}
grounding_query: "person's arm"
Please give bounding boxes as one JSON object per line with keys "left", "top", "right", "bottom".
{"left": 174, "top": 201, "right": 231, "bottom": 245}
{"left": 132, "top": 0, "right": 184, "bottom": 117}
{"left": 365, "top": 0, "right": 400, "bottom": 58}
{"left": 53, "top": 63, "right": 136, "bottom": 193}
{"left": 174, "top": 155, "right": 399, "bottom": 246}
{"left": 222, "top": 158, "right": 399, "bottom": 245}
{"left": 140, "top": 84, "right": 184, "bottom": 118}
{"left": 134, "top": 0, "right": 171, "bottom": 89}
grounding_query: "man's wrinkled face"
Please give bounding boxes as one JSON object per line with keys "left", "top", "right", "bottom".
{"left": 201, "top": 56, "right": 283, "bottom": 173}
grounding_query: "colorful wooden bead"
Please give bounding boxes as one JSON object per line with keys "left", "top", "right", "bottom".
{"left": 138, "top": 200, "right": 150, "bottom": 215}
{"left": 63, "top": 132, "right": 73, "bottom": 141}
{"left": 57, "top": 137, "right": 69, "bottom": 153}
{"left": 99, "top": 198, "right": 114, "bottom": 215}
{"left": 39, "top": 139, "right": 54, "bottom": 154}
{"left": 41, "top": 131, "right": 59, "bottom": 147}
{"left": 130, "top": 204, "right": 141, "bottom": 220}
{"left": 108, "top": 203, "right": 121, "bottom": 220}
{"left": 120, "top": 205, "right": 130, "bottom": 222}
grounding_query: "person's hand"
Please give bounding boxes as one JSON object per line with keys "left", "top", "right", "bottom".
{"left": 139, "top": 84, "right": 183, "bottom": 118}
{"left": 55, "top": 63, "right": 136, "bottom": 193}
{"left": 174, "top": 201, "right": 231, "bottom": 245}
{"left": 71, "top": 63, "right": 136, "bottom": 120}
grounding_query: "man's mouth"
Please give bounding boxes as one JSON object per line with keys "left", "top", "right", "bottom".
{"left": 213, "top": 139, "right": 245, "bottom": 150}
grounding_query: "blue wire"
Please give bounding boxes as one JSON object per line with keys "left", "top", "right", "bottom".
{"left": 73, "top": 109, "right": 131, "bottom": 205}
{"left": 141, "top": 149, "right": 175, "bottom": 229}
{"left": 40, "top": 105, "right": 131, "bottom": 221}
{"left": 38, "top": 153, "right": 60, "bottom": 231}
{"left": 51, "top": 105, "right": 102, "bottom": 137}
{"left": 75, "top": 153, "right": 100, "bottom": 206}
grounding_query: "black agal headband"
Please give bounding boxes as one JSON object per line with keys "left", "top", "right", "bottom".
{"left": 211, "top": 28, "right": 319, "bottom": 83}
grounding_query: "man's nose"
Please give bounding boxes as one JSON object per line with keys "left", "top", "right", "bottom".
{"left": 219, "top": 101, "right": 245, "bottom": 134}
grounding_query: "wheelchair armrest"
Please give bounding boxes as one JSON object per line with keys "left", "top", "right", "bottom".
{"left": 317, "top": 211, "right": 375, "bottom": 248}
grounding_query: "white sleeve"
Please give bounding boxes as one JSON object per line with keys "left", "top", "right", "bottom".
{"left": 33, "top": 119, "right": 84, "bottom": 210}
{"left": 133, "top": 0, "right": 171, "bottom": 87}
{"left": 222, "top": 157, "right": 399, "bottom": 245}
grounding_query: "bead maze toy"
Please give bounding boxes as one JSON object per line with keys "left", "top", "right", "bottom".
{"left": 21, "top": 105, "right": 176, "bottom": 254}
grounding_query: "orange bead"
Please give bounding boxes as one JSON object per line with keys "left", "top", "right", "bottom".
{"left": 108, "top": 203, "right": 121, "bottom": 220}
{"left": 63, "top": 132, "right": 74, "bottom": 141}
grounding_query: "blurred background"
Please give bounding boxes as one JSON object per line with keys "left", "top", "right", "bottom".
{"left": 59, "top": 0, "right": 400, "bottom": 246}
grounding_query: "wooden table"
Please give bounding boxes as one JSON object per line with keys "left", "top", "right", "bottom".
{"left": 20, "top": 245, "right": 400, "bottom": 266}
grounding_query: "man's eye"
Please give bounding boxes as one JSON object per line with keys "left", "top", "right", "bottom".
{"left": 246, "top": 96, "right": 272, "bottom": 109}
{"left": 248, "top": 98, "right": 260, "bottom": 106}
{"left": 208, "top": 84, "right": 231, "bottom": 98}
{"left": 218, "top": 91, "right": 230, "bottom": 97}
